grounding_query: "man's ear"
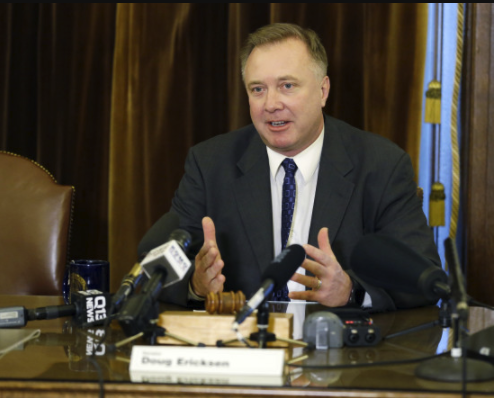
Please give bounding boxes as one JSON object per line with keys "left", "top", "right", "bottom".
{"left": 321, "top": 76, "right": 330, "bottom": 107}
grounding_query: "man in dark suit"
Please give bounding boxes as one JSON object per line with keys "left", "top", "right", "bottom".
{"left": 147, "top": 23, "right": 441, "bottom": 312}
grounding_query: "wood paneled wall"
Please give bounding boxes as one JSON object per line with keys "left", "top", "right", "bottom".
{"left": 463, "top": 3, "right": 494, "bottom": 305}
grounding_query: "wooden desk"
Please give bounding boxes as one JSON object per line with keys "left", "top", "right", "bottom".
{"left": 1, "top": 295, "right": 494, "bottom": 398}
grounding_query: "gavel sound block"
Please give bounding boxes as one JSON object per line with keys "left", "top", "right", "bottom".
{"left": 157, "top": 292, "right": 293, "bottom": 347}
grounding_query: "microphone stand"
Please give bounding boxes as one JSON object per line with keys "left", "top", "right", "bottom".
{"left": 218, "top": 300, "right": 308, "bottom": 349}
{"left": 249, "top": 300, "right": 308, "bottom": 349}
{"left": 109, "top": 319, "right": 205, "bottom": 351}
{"left": 116, "top": 269, "right": 204, "bottom": 347}
{"left": 249, "top": 300, "right": 275, "bottom": 348}
{"left": 413, "top": 238, "right": 494, "bottom": 382}
{"left": 414, "top": 304, "right": 494, "bottom": 382}
{"left": 384, "top": 299, "right": 452, "bottom": 340}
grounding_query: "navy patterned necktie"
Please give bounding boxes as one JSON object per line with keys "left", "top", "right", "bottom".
{"left": 272, "top": 158, "right": 298, "bottom": 302}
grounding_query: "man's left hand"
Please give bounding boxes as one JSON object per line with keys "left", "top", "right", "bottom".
{"left": 289, "top": 227, "right": 352, "bottom": 307}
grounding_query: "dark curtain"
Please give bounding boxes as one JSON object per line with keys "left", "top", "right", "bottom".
{"left": 0, "top": 3, "right": 116, "bottom": 264}
{"left": 0, "top": 3, "right": 427, "bottom": 291}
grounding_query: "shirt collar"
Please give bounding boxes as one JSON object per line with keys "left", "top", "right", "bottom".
{"left": 267, "top": 126, "right": 325, "bottom": 183}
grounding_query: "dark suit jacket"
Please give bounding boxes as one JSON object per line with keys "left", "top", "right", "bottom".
{"left": 154, "top": 115, "right": 441, "bottom": 312}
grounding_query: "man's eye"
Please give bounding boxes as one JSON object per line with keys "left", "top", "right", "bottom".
{"left": 284, "top": 83, "right": 294, "bottom": 89}
{"left": 252, "top": 87, "right": 263, "bottom": 93}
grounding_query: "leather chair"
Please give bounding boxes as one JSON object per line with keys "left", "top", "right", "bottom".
{"left": 0, "top": 151, "right": 75, "bottom": 295}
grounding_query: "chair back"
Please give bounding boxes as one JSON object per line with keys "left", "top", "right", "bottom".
{"left": 0, "top": 151, "right": 74, "bottom": 295}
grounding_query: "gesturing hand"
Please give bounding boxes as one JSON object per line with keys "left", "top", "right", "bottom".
{"left": 289, "top": 227, "right": 352, "bottom": 307}
{"left": 190, "top": 217, "right": 225, "bottom": 297}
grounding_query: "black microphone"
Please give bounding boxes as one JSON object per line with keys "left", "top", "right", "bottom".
{"left": 0, "top": 290, "right": 111, "bottom": 329}
{"left": 111, "top": 212, "right": 181, "bottom": 311}
{"left": 232, "top": 244, "right": 306, "bottom": 329}
{"left": 351, "top": 234, "right": 450, "bottom": 301}
{"left": 111, "top": 262, "right": 145, "bottom": 311}
{"left": 137, "top": 212, "right": 180, "bottom": 256}
{"left": 117, "top": 229, "right": 192, "bottom": 337}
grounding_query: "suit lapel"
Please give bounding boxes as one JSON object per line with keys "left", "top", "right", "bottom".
{"left": 308, "top": 117, "right": 355, "bottom": 246}
{"left": 231, "top": 117, "right": 355, "bottom": 271}
{"left": 233, "top": 133, "right": 274, "bottom": 273}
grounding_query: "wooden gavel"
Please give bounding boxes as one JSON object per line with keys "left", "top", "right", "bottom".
{"left": 205, "top": 291, "right": 246, "bottom": 314}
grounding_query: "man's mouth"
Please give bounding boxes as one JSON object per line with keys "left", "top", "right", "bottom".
{"left": 269, "top": 121, "right": 288, "bottom": 126}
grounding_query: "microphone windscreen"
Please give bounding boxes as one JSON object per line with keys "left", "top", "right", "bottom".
{"left": 261, "top": 244, "right": 306, "bottom": 290}
{"left": 351, "top": 234, "right": 446, "bottom": 297}
{"left": 168, "top": 229, "right": 192, "bottom": 252}
{"left": 137, "top": 212, "right": 180, "bottom": 257}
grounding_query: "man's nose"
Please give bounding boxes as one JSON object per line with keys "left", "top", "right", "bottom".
{"left": 264, "top": 89, "right": 283, "bottom": 112}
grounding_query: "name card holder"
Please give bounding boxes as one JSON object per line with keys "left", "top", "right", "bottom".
{"left": 129, "top": 345, "right": 285, "bottom": 385}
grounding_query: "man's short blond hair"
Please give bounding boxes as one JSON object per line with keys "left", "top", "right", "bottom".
{"left": 240, "top": 23, "right": 328, "bottom": 81}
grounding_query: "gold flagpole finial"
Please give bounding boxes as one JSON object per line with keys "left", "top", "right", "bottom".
{"left": 429, "top": 181, "right": 446, "bottom": 227}
{"left": 425, "top": 79, "right": 442, "bottom": 124}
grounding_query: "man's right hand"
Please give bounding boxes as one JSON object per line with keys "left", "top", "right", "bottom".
{"left": 190, "top": 216, "right": 225, "bottom": 297}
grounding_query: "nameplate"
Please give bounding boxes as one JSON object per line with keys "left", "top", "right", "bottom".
{"left": 129, "top": 346, "right": 285, "bottom": 379}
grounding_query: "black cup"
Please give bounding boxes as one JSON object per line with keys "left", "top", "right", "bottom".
{"left": 62, "top": 259, "right": 110, "bottom": 304}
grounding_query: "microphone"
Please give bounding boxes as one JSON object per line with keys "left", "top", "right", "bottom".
{"left": 137, "top": 211, "right": 180, "bottom": 256}
{"left": 350, "top": 234, "right": 450, "bottom": 301}
{"left": 117, "top": 229, "right": 192, "bottom": 337}
{"left": 232, "top": 244, "right": 306, "bottom": 330}
{"left": 111, "top": 212, "right": 181, "bottom": 310}
{"left": 0, "top": 290, "right": 111, "bottom": 329}
{"left": 140, "top": 229, "right": 192, "bottom": 285}
{"left": 111, "top": 262, "right": 145, "bottom": 310}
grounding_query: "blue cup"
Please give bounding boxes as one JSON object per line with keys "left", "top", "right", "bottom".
{"left": 62, "top": 259, "right": 110, "bottom": 304}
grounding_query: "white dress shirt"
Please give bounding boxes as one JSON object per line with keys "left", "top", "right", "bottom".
{"left": 267, "top": 126, "right": 371, "bottom": 339}
{"left": 190, "top": 124, "right": 369, "bottom": 338}
{"left": 267, "top": 127, "right": 324, "bottom": 339}
{"left": 267, "top": 128, "right": 324, "bottom": 289}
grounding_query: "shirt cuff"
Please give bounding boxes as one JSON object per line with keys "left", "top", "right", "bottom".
{"left": 188, "top": 281, "right": 206, "bottom": 302}
{"left": 362, "top": 292, "right": 372, "bottom": 308}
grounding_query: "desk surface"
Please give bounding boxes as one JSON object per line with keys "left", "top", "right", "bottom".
{"left": 1, "top": 295, "right": 494, "bottom": 398}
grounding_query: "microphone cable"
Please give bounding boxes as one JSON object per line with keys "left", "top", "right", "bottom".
{"left": 86, "top": 355, "right": 105, "bottom": 398}
{"left": 286, "top": 349, "right": 472, "bottom": 398}
{"left": 286, "top": 351, "right": 447, "bottom": 370}
{"left": 469, "top": 298, "right": 494, "bottom": 311}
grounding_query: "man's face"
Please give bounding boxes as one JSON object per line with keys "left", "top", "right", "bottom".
{"left": 244, "top": 38, "right": 330, "bottom": 157}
